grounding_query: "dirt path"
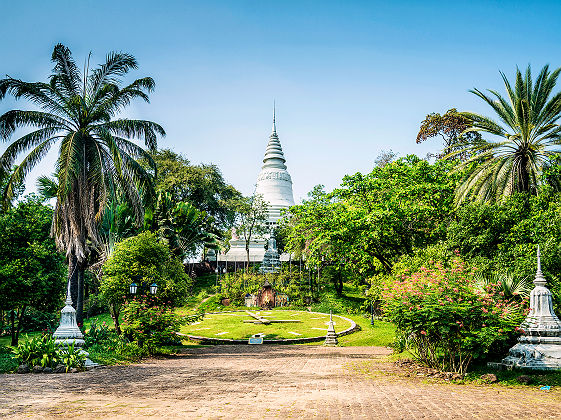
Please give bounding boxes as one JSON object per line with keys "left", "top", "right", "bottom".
{"left": 1, "top": 345, "right": 560, "bottom": 419}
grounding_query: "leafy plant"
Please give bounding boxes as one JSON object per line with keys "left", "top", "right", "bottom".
{"left": 474, "top": 272, "right": 533, "bottom": 302}
{"left": 382, "top": 257, "right": 528, "bottom": 374}
{"left": 11, "top": 334, "right": 60, "bottom": 368}
{"left": 451, "top": 65, "right": 561, "bottom": 202}
{"left": 100, "top": 231, "right": 191, "bottom": 333}
{"left": 58, "top": 342, "right": 86, "bottom": 372}
{"left": 83, "top": 320, "right": 114, "bottom": 348}
{"left": 0, "top": 345, "right": 18, "bottom": 373}
{"left": 121, "top": 296, "right": 184, "bottom": 351}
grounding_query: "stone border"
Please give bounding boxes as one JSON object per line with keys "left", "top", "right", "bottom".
{"left": 179, "top": 310, "right": 360, "bottom": 345}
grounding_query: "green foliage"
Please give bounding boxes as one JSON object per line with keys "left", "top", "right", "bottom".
{"left": 0, "top": 345, "right": 17, "bottom": 373}
{"left": 452, "top": 65, "right": 561, "bottom": 202}
{"left": 148, "top": 149, "right": 241, "bottom": 230}
{"left": 101, "top": 231, "right": 191, "bottom": 312}
{"left": 0, "top": 196, "right": 66, "bottom": 345}
{"left": 83, "top": 320, "right": 113, "bottom": 348}
{"left": 57, "top": 342, "right": 87, "bottom": 372}
{"left": 446, "top": 191, "right": 561, "bottom": 309}
{"left": 233, "top": 194, "right": 269, "bottom": 264}
{"left": 83, "top": 321, "right": 149, "bottom": 364}
{"left": 145, "top": 190, "right": 218, "bottom": 259}
{"left": 121, "top": 297, "right": 184, "bottom": 350}
{"left": 11, "top": 334, "right": 59, "bottom": 368}
{"left": 219, "top": 271, "right": 310, "bottom": 307}
{"left": 283, "top": 156, "right": 458, "bottom": 293}
{"left": 382, "top": 257, "right": 528, "bottom": 374}
{"left": 474, "top": 272, "right": 533, "bottom": 302}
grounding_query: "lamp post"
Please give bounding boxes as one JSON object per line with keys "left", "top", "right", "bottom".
{"left": 129, "top": 275, "right": 158, "bottom": 296}
{"left": 215, "top": 265, "right": 220, "bottom": 288}
{"left": 366, "top": 287, "right": 374, "bottom": 326}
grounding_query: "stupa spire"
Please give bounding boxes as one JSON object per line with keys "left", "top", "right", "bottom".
{"left": 262, "top": 107, "right": 286, "bottom": 170}
{"left": 272, "top": 101, "right": 277, "bottom": 134}
{"left": 255, "top": 106, "right": 295, "bottom": 213}
{"left": 535, "top": 245, "right": 547, "bottom": 287}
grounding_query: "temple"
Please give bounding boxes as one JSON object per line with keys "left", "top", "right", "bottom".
{"left": 220, "top": 109, "right": 295, "bottom": 264}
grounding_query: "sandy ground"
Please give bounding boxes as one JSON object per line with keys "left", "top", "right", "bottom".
{"left": 1, "top": 345, "right": 560, "bottom": 419}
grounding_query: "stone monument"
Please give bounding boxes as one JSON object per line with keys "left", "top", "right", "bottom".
{"left": 502, "top": 247, "right": 561, "bottom": 370}
{"left": 324, "top": 311, "right": 339, "bottom": 346}
{"left": 53, "top": 280, "right": 97, "bottom": 368}
{"left": 260, "top": 236, "right": 281, "bottom": 273}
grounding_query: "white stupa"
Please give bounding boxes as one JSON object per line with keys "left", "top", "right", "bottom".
{"left": 221, "top": 109, "right": 295, "bottom": 263}
{"left": 255, "top": 108, "right": 295, "bottom": 227}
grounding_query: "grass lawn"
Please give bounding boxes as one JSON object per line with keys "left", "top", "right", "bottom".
{"left": 179, "top": 309, "right": 353, "bottom": 340}
{"left": 336, "top": 315, "right": 395, "bottom": 347}
{"left": 0, "top": 331, "right": 42, "bottom": 347}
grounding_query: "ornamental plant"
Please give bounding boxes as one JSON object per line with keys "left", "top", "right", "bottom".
{"left": 120, "top": 296, "right": 183, "bottom": 351}
{"left": 382, "top": 256, "right": 528, "bottom": 374}
{"left": 11, "top": 334, "right": 86, "bottom": 371}
{"left": 100, "top": 231, "right": 191, "bottom": 333}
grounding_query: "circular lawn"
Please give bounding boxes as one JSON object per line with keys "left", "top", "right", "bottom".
{"left": 180, "top": 310, "right": 354, "bottom": 341}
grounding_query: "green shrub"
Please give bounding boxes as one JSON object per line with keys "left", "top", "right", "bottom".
{"left": 121, "top": 296, "right": 183, "bottom": 351}
{"left": 11, "top": 334, "right": 60, "bottom": 368}
{"left": 84, "top": 320, "right": 114, "bottom": 348}
{"left": 57, "top": 342, "right": 86, "bottom": 372}
{"left": 86, "top": 333, "right": 148, "bottom": 365}
{"left": 0, "top": 345, "right": 17, "bottom": 373}
{"left": 100, "top": 231, "right": 192, "bottom": 331}
{"left": 11, "top": 334, "right": 87, "bottom": 371}
{"left": 20, "top": 308, "right": 58, "bottom": 333}
{"left": 382, "top": 256, "right": 527, "bottom": 374}
{"left": 219, "top": 271, "right": 310, "bottom": 306}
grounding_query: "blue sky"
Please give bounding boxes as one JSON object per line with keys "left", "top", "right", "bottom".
{"left": 1, "top": 0, "right": 561, "bottom": 201}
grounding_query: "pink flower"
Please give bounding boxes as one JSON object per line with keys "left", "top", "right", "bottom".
{"left": 420, "top": 330, "right": 427, "bottom": 335}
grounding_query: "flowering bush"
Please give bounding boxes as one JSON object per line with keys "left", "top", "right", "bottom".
{"left": 121, "top": 296, "right": 183, "bottom": 351}
{"left": 382, "top": 257, "right": 528, "bottom": 374}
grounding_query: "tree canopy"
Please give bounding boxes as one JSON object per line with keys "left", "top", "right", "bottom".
{"left": 0, "top": 44, "right": 164, "bottom": 324}
{"left": 149, "top": 149, "right": 241, "bottom": 230}
{"left": 283, "top": 156, "right": 458, "bottom": 292}
{"left": 0, "top": 196, "right": 66, "bottom": 345}
{"left": 451, "top": 65, "right": 561, "bottom": 203}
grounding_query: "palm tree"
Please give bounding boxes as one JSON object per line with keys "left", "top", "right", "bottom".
{"left": 0, "top": 44, "right": 164, "bottom": 323}
{"left": 450, "top": 65, "right": 561, "bottom": 203}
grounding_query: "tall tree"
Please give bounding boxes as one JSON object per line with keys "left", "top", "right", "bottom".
{"left": 0, "top": 44, "right": 163, "bottom": 324}
{"left": 149, "top": 149, "right": 241, "bottom": 229}
{"left": 234, "top": 194, "right": 269, "bottom": 268}
{"left": 416, "top": 108, "right": 481, "bottom": 160}
{"left": 450, "top": 65, "right": 561, "bottom": 203}
{"left": 283, "top": 157, "right": 457, "bottom": 292}
{"left": 0, "top": 196, "right": 66, "bottom": 345}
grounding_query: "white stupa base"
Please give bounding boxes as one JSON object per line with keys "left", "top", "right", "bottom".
{"left": 53, "top": 295, "right": 98, "bottom": 368}
{"left": 502, "top": 337, "right": 561, "bottom": 371}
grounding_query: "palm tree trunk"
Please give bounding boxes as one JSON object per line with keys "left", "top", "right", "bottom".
{"left": 76, "top": 266, "right": 84, "bottom": 326}
{"left": 69, "top": 255, "right": 79, "bottom": 310}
